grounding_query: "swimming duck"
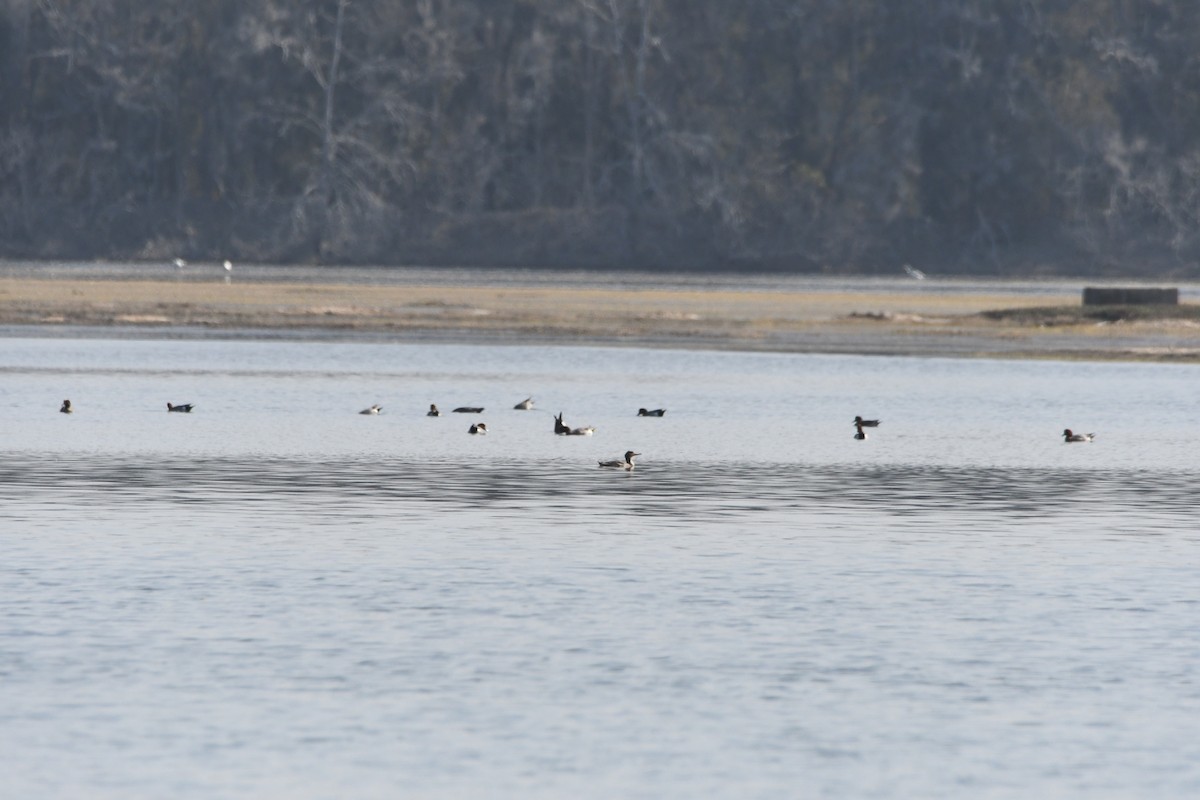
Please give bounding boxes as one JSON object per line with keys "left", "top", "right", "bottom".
{"left": 428, "top": 404, "right": 441, "bottom": 417}
{"left": 1062, "top": 429, "right": 1095, "bottom": 443}
{"left": 469, "top": 422, "right": 488, "bottom": 435}
{"left": 359, "top": 404, "right": 382, "bottom": 415}
{"left": 599, "top": 451, "right": 640, "bottom": 470}
{"left": 167, "top": 402, "right": 194, "bottom": 413}
{"left": 60, "top": 399, "right": 72, "bottom": 414}
{"left": 853, "top": 424, "right": 868, "bottom": 440}
{"left": 453, "top": 406, "right": 484, "bottom": 413}
{"left": 637, "top": 408, "right": 666, "bottom": 417}
{"left": 513, "top": 397, "right": 534, "bottom": 410}
{"left": 853, "top": 416, "right": 880, "bottom": 427}
{"left": 554, "top": 411, "right": 594, "bottom": 435}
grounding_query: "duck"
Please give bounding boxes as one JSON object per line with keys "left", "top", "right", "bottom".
{"left": 555, "top": 412, "right": 594, "bottom": 435}
{"left": 468, "top": 422, "right": 488, "bottom": 435}
{"left": 853, "top": 416, "right": 880, "bottom": 427}
{"left": 599, "top": 450, "right": 640, "bottom": 470}
{"left": 513, "top": 397, "right": 534, "bottom": 410}
{"left": 637, "top": 408, "right": 666, "bottom": 417}
{"left": 359, "top": 404, "right": 383, "bottom": 415}
{"left": 453, "top": 406, "right": 484, "bottom": 413}
{"left": 167, "top": 402, "right": 194, "bottom": 413}
{"left": 427, "top": 404, "right": 442, "bottom": 417}
{"left": 60, "top": 399, "right": 73, "bottom": 414}
{"left": 853, "top": 424, "right": 868, "bottom": 440}
{"left": 1062, "top": 429, "right": 1095, "bottom": 443}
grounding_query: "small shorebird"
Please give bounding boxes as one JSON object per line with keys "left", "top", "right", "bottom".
{"left": 359, "top": 404, "right": 382, "bottom": 415}
{"left": 469, "top": 422, "right": 488, "bottom": 435}
{"left": 853, "top": 416, "right": 880, "bottom": 427}
{"left": 167, "top": 402, "right": 194, "bottom": 413}
{"left": 453, "top": 406, "right": 484, "bottom": 413}
{"left": 599, "top": 451, "right": 640, "bottom": 470}
{"left": 853, "top": 424, "right": 868, "bottom": 440}
{"left": 427, "top": 404, "right": 441, "bottom": 417}
{"left": 637, "top": 408, "right": 666, "bottom": 417}
{"left": 513, "top": 397, "right": 534, "bottom": 410}
{"left": 60, "top": 399, "right": 73, "bottom": 414}
{"left": 1062, "top": 429, "right": 1095, "bottom": 443}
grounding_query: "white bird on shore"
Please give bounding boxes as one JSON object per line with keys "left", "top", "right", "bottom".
{"left": 223, "top": 260, "right": 233, "bottom": 271}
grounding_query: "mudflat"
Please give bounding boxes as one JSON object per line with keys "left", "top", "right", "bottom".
{"left": 2, "top": 276, "right": 1199, "bottom": 361}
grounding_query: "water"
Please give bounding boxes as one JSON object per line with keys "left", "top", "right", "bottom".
{"left": 2, "top": 335, "right": 1199, "bottom": 798}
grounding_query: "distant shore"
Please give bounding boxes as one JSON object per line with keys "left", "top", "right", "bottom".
{"left": 2, "top": 274, "right": 1199, "bottom": 362}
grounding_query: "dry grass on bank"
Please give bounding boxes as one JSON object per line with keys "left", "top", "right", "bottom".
{"left": 2, "top": 277, "right": 1199, "bottom": 361}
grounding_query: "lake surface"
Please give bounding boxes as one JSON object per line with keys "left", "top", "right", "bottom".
{"left": 2, "top": 335, "right": 1199, "bottom": 798}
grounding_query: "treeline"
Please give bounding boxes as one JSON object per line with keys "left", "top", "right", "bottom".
{"left": 2, "top": 0, "right": 1200, "bottom": 276}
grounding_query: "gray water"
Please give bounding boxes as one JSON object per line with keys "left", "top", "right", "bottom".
{"left": 2, "top": 335, "right": 1199, "bottom": 798}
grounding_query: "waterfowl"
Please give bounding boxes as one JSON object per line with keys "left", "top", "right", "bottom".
{"left": 853, "top": 424, "right": 867, "bottom": 440}
{"left": 853, "top": 416, "right": 880, "bottom": 427}
{"left": 173, "top": 257, "right": 187, "bottom": 268}
{"left": 453, "top": 406, "right": 484, "bottom": 413}
{"left": 599, "top": 450, "right": 640, "bottom": 470}
{"left": 60, "top": 399, "right": 72, "bottom": 414}
{"left": 427, "top": 404, "right": 441, "bottom": 417}
{"left": 223, "top": 260, "right": 233, "bottom": 272}
{"left": 637, "top": 408, "right": 666, "bottom": 417}
{"left": 167, "top": 402, "right": 194, "bottom": 413}
{"left": 553, "top": 411, "right": 594, "bottom": 435}
{"left": 469, "top": 422, "right": 488, "bottom": 435}
{"left": 359, "top": 404, "right": 382, "bottom": 415}
{"left": 1062, "top": 429, "right": 1095, "bottom": 443}
{"left": 513, "top": 397, "right": 534, "bottom": 410}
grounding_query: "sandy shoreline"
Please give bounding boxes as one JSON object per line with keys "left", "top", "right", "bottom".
{"left": 2, "top": 276, "right": 1199, "bottom": 361}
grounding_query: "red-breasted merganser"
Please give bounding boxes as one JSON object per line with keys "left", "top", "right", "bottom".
{"left": 1062, "top": 429, "right": 1095, "bottom": 443}
{"left": 637, "top": 408, "right": 666, "bottom": 417}
{"left": 555, "top": 411, "right": 594, "bottom": 435}
{"left": 454, "top": 406, "right": 484, "bottom": 413}
{"left": 853, "top": 416, "right": 880, "bottom": 427}
{"left": 853, "top": 424, "right": 868, "bottom": 440}
{"left": 359, "top": 404, "right": 382, "bottom": 415}
{"left": 599, "top": 451, "right": 640, "bottom": 470}
{"left": 167, "top": 402, "right": 194, "bottom": 413}
{"left": 513, "top": 397, "right": 534, "bottom": 410}
{"left": 428, "top": 404, "right": 441, "bottom": 417}
{"left": 60, "top": 399, "right": 73, "bottom": 414}
{"left": 469, "top": 422, "right": 488, "bottom": 435}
